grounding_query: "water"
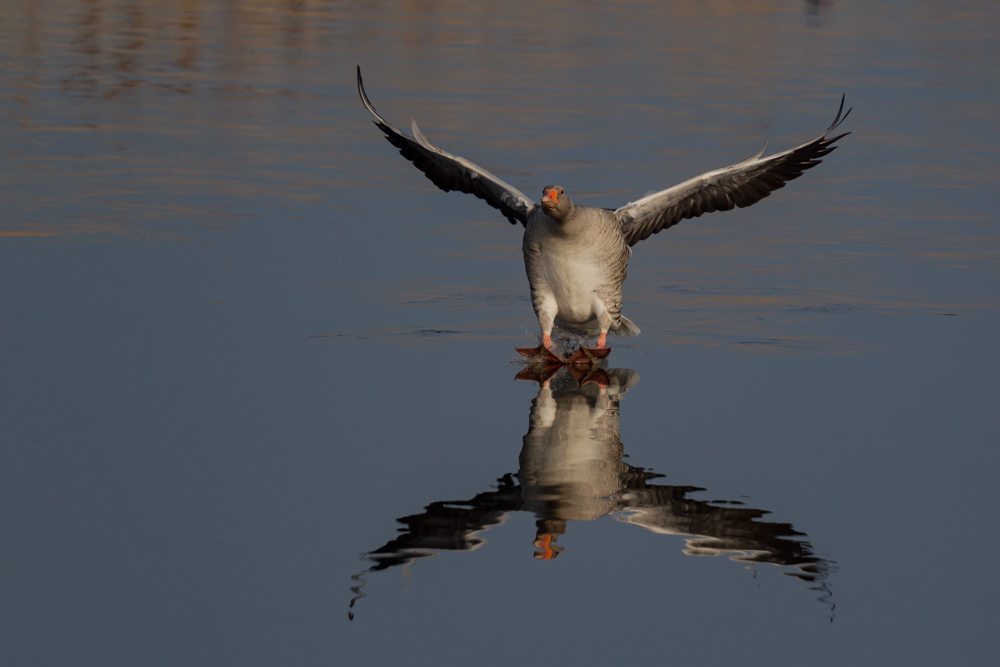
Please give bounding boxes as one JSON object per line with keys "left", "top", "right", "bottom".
{"left": 2, "top": 1, "right": 999, "bottom": 665}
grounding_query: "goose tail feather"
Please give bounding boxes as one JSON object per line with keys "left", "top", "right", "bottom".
{"left": 611, "top": 315, "right": 641, "bottom": 338}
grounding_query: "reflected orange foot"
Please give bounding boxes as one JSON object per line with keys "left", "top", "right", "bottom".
{"left": 514, "top": 365, "right": 561, "bottom": 385}
{"left": 568, "top": 366, "right": 611, "bottom": 388}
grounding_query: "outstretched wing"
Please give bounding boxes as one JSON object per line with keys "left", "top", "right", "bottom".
{"left": 616, "top": 97, "right": 851, "bottom": 246}
{"left": 357, "top": 66, "right": 536, "bottom": 226}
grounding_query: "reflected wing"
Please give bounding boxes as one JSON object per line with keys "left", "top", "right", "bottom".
{"left": 616, "top": 97, "right": 851, "bottom": 246}
{"left": 357, "top": 66, "right": 536, "bottom": 226}
{"left": 361, "top": 476, "right": 523, "bottom": 573}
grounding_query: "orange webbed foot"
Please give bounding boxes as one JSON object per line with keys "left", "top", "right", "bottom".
{"left": 565, "top": 345, "right": 611, "bottom": 366}
{"left": 516, "top": 332, "right": 563, "bottom": 364}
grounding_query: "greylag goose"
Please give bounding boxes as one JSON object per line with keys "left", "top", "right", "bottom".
{"left": 357, "top": 67, "right": 850, "bottom": 363}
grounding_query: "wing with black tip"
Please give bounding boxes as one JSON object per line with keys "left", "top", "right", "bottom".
{"left": 357, "top": 66, "right": 536, "bottom": 226}
{"left": 616, "top": 97, "right": 851, "bottom": 246}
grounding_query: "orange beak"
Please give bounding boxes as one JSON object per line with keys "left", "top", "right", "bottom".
{"left": 543, "top": 189, "right": 559, "bottom": 206}
{"left": 534, "top": 534, "right": 556, "bottom": 560}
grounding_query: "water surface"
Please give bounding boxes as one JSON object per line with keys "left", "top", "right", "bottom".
{"left": 2, "top": 1, "right": 999, "bottom": 665}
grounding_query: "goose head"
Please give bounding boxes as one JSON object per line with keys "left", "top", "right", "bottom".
{"left": 540, "top": 185, "right": 574, "bottom": 221}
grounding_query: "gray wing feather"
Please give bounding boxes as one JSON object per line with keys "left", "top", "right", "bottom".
{"left": 616, "top": 96, "right": 851, "bottom": 246}
{"left": 357, "top": 66, "right": 535, "bottom": 227}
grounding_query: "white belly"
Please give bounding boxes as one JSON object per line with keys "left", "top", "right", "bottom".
{"left": 540, "top": 251, "right": 603, "bottom": 323}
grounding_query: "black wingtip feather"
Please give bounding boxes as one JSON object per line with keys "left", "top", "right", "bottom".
{"left": 825, "top": 95, "right": 852, "bottom": 135}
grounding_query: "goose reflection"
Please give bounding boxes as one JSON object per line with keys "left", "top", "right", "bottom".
{"left": 351, "top": 367, "right": 832, "bottom": 616}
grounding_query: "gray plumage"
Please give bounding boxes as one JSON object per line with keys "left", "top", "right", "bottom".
{"left": 357, "top": 67, "right": 535, "bottom": 226}
{"left": 357, "top": 66, "right": 850, "bottom": 344}
{"left": 522, "top": 191, "right": 639, "bottom": 338}
{"left": 615, "top": 96, "right": 851, "bottom": 246}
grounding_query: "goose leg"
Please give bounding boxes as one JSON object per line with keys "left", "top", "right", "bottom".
{"left": 516, "top": 295, "right": 564, "bottom": 363}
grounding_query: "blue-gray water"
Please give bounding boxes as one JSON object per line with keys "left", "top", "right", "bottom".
{"left": 2, "top": 1, "right": 999, "bottom": 665}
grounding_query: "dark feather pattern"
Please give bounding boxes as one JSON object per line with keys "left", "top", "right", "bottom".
{"left": 616, "top": 96, "right": 851, "bottom": 246}
{"left": 357, "top": 66, "right": 535, "bottom": 226}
